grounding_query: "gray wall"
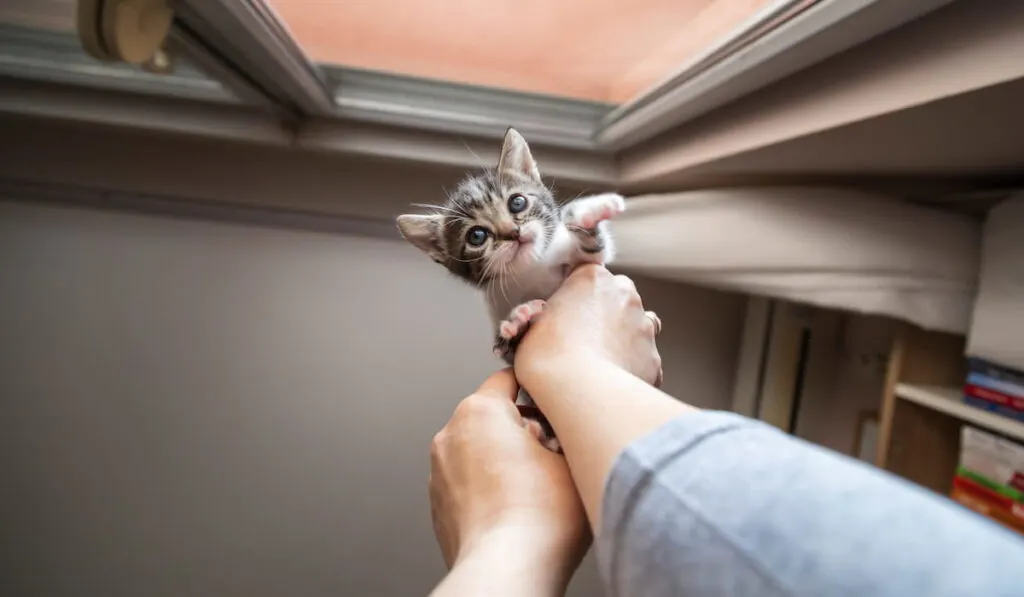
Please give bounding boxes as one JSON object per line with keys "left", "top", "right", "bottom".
{"left": 0, "top": 199, "right": 744, "bottom": 597}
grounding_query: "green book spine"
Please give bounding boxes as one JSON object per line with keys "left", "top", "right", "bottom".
{"left": 956, "top": 466, "right": 1024, "bottom": 502}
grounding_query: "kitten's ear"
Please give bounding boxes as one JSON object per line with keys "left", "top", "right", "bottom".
{"left": 497, "top": 127, "right": 541, "bottom": 184}
{"left": 396, "top": 214, "right": 446, "bottom": 262}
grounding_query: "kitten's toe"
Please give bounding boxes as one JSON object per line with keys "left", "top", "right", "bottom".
{"left": 603, "top": 194, "right": 626, "bottom": 218}
{"left": 494, "top": 300, "right": 547, "bottom": 363}
{"left": 577, "top": 193, "right": 626, "bottom": 229}
{"left": 498, "top": 319, "right": 519, "bottom": 340}
{"left": 513, "top": 299, "right": 545, "bottom": 324}
{"left": 498, "top": 300, "right": 545, "bottom": 340}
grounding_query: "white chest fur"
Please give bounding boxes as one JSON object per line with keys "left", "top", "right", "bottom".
{"left": 484, "top": 224, "right": 577, "bottom": 325}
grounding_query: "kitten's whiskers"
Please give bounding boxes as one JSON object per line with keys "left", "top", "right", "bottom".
{"left": 461, "top": 139, "right": 488, "bottom": 172}
{"left": 413, "top": 203, "right": 467, "bottom": 220}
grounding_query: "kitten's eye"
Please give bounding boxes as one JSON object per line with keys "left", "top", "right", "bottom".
{"left": 507, "top": 194, "right": 528, "bottom": 214}
{"left": 465, "top": 226, "right": 489, "bottom": 247}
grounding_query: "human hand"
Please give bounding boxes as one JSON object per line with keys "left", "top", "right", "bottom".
{"left": 429, "top": 369, "right": 590, "bottom": 584}
{"left": 516, "top": 265, "right": 663, "bottom": 387}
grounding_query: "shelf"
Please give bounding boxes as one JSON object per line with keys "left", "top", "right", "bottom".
{"left": 895, "top": 383, "right": 1024, "bottom": 442}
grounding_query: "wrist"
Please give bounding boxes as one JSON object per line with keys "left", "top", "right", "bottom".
{"left": 454, "top": 523, "right": 583, "bottom": 596}
{"left": 517, "top": 347, "right": 607, "bottom": 392}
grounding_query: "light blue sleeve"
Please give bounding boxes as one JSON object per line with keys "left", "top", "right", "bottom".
{"left": 597, "top": 411, "right": 1024, "bottom": 597}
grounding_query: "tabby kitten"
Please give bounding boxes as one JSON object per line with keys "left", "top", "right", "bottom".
{"left": 396, "top": 128, "right": 626, "bottom": 450}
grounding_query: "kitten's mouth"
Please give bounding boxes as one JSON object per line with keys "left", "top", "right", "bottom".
{"left": 512, "top": 239, "right": 537, "bottom": 262}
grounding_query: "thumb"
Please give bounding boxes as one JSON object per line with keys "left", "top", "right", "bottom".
{"left": 474, "top": 368, "right": 520, "bottom": 403}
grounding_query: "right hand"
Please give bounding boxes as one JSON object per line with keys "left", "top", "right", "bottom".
{"left": 429, "top": 370, "right": 589, "bottom": 575}
{"left": 516, "top": 265, "right": 663, "bottom": 387}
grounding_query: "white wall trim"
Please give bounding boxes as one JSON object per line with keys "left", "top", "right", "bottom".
{"left": 0, "top": 178, "right": 399, "bottom": 240}
{"left": 0, "top": 77, "right": 292, "bottom": 146}
{"left": 755, "top": 301, "right": 813, "bottom": 432}
{"left": 730, "top": 297, "right": 772, "bottom": 417}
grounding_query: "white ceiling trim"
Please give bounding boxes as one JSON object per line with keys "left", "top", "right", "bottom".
{"left": 1, "top": 0, "right": 1018, "bottom": 196}
{"left": 0, "top": 23, "right": 233, "bottom": 103}
{"left": 297, "top": 118, "right": 617, "bottom": 186}
{"left": 173, "top": 0, "right": 336, "bottom": 116}
{"left": 597, "top": 0, "right": 957, "bottom": 149}
{"left": 0, "top": 0, "right": 963, "bottom": 162}
{"left": 167, "top": 0, "right": 956, "bottom": 152}
{"left": 0, "top": 76, "right": 616, "bottom": 187}
{"left": 325, "top": 67, "right": 612, "bottom": 150}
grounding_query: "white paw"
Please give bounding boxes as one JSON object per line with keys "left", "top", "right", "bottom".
{"left": 572, "top": 193, "right": 626, "bottom": 230}
{"left": 497, "top": 299, "right": 546, "bottom": 341}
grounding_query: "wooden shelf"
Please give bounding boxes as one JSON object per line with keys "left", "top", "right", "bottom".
{"left": 896, "top": 383, "right": 1024, "bottom": 442}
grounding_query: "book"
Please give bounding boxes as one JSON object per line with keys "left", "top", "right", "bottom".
{"left": 965, "top": 383, "right": 1024, "bottom": 411}
{"left": 954, "top": 425, "right": 1024, "bottom": 535}
{"left": 966, "top": 356, "right": 1024, "bottom": 397}
{"left": 956, "top": 466, "right": 1024, "bottom": 501}
{"left": 969, "top": 356, "right": 1024, "bottom": 386}
{"left": 959, "top": 426, "right": 1024, "bottom": 492}
{"left": 951, "top": 478, "right": 1024, "bottom": 534}
{"left": 962, "top": 395, "right": 1024, "bottom": 422}
{"left": 962, "top": 359, "right": 1024, "bottom": 420}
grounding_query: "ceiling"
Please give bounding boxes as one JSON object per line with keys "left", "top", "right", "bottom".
{"left": 266, "top": 0, "right": 774, "bottom": 102}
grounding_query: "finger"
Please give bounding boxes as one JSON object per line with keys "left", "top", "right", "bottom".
{"left": 613, "top": 274, "right": 637, "bottom": 294}
{"left": 473, "top": 367, "right": 520, "bottom": 403}
{"left": 614, "top": 275, "right": 644, "bottom": 310}
{"left": 569, "top": 263, "right": 609, "bottom": 282}
{"left": 645, "top": 311, "right": 662, "bottom": 336}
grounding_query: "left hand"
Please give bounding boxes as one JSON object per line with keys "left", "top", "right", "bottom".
{"left": 516, "top": 265, "right": 663, "bottom": 388}
{"left": 429, "top": 369, "right": 590, "bottom": 575}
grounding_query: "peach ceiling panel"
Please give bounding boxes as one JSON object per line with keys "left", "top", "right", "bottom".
{"left": 266, "top": 0, "right": 773, "bottom": 102}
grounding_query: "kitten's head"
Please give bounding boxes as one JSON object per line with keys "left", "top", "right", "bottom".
{"left": 396, "top": 128, "right": 559, "bottom": 287}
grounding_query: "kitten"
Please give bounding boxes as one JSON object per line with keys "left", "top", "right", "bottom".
{"left": 396, "top": 127, "right": 625, "bottom": 450}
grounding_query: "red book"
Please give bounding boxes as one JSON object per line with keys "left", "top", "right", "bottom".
{"left": 954, "top": 475, "right": 1015, "bottom": 511}
{"left": 964, "top": 383, "right": 1024, "bottom": 412}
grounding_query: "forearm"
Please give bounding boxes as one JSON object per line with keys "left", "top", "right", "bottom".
{"left": 599, "top": 412, "right": 1024, "bottom": 597}
{"left": 518, "top": 351, "right": 696, "bottom": 531}
{"left": 429, "top": 525, "right": 575, "bottom": 597}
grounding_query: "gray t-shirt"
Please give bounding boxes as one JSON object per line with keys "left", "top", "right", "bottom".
{"left": 598, "top": 411, "right": 1024, "bottom": 597}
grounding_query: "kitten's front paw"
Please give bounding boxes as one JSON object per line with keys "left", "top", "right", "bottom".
{"left": 570, "top": 193, "right": 626, "bottom": 230}
{"left": 492, "top": 299, "right": 546, "bottom": 363}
